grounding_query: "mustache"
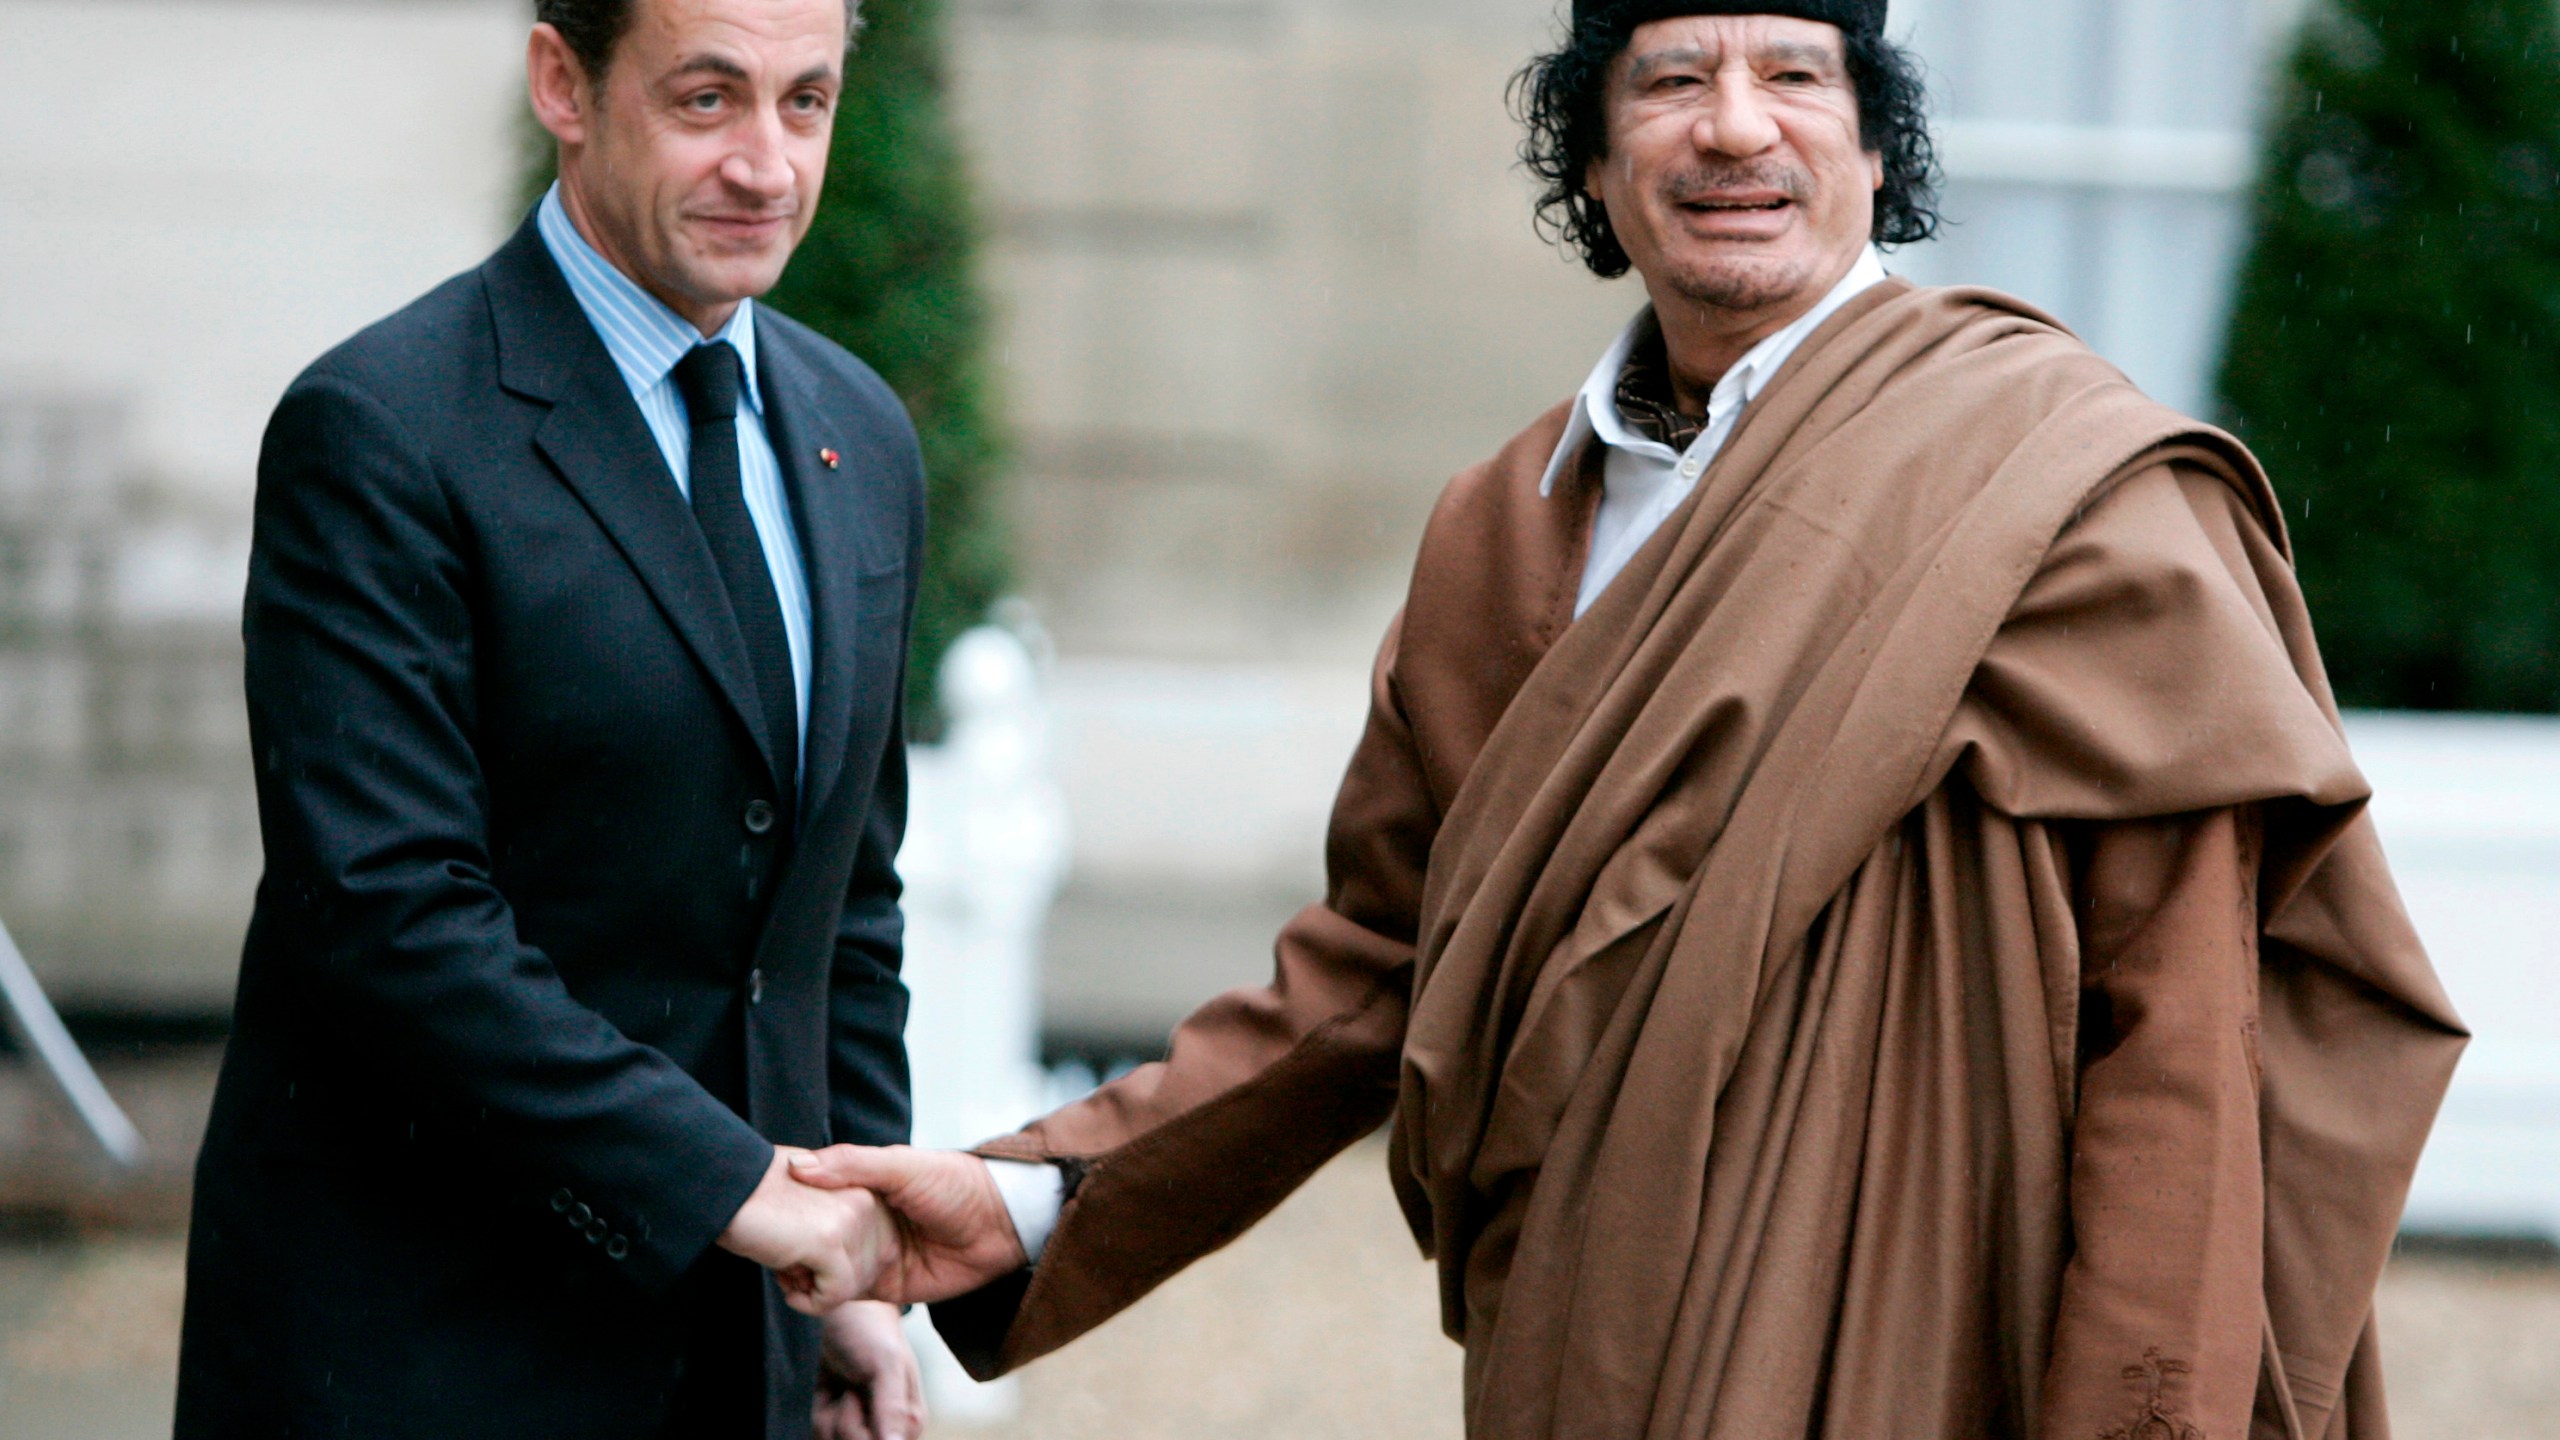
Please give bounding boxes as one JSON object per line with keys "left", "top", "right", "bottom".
{"left": 1661, "top": 163, "right": 1813, "bottom": 204}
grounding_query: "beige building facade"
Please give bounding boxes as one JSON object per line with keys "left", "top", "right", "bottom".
{"left": 0, "top": 0, "right": 2305, "bottom": 1010}
{"left": 0, "top": 0, "right": 526, "bottom": 1006}
{"left": 957, "top": 0, "right": 1635, "bottom": 664}
{"left": 967, "top": 0, "right": 2314, "bottom": 665}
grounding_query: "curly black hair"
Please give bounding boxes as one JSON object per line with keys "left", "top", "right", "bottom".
{"left": 1514, "top": 14, "right": 1942, "bottom": 278}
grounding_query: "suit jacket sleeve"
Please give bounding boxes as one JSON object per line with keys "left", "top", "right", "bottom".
{"left": 829, "top": 558, "right": 919, "bottom": 1150}
{"left": 244, "top": 375, "right": 773, "bottom": 1291}
{"left": 931, "top": 612, "right": 1434, "bottom": 1378}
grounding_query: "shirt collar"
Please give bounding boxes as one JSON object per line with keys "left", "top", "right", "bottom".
{"left": 536, "top": 183, "right": 763, "bottom": 415}
{"left": 1539, "top": 244, "right": 1890, "bottom": 496}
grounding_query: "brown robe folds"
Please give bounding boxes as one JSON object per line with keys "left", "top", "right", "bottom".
{"left": 935, "top": 282, "right": 2465, "bottom": 1440}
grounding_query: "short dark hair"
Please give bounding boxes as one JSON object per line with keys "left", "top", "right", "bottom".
{"left": 1513, "top": 15, "right": 1942, "bottom": 278}
{"left": 534, "top": 0, "right": 865, "bottom": 85}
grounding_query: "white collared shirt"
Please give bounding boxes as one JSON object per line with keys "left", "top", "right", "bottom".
{"left": 535, "top": 184, "right": 813, "bottom": 763}
{"left": 1543, "top": 246, "right": 1891, "bottom": 617}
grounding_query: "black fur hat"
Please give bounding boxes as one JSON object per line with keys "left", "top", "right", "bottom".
{"left": 1572, "top": 0, "right": 1886, "bottom": 38}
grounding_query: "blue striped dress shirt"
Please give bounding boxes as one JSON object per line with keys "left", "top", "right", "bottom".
{"left": 536, "top": 184, "right": 813, "bottom": 770}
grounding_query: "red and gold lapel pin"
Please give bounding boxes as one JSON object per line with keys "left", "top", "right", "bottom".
{"left": 818, "top": 448, "right": 841, "bottom": 471}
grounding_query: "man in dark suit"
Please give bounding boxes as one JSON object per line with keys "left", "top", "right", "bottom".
{"left": 176, "top": 1, "right": 927, "bottom": 1435}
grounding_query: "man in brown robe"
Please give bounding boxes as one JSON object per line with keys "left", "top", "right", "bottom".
{"left": 796, "top": 3, "right": 2467, "bottom": 1436}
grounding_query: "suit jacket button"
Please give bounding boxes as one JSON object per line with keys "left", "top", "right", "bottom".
{"left": 568, "top": 1202, "right": 593, "bottom": 1228}
{"left": 607, "top": 1235, "right": 631, "bottom": 1261}
{"left": 585, "top": 1218, "right": 610, "bottom": 1244}
{"left": 749, "top": 969, "right": 766, "bottom": 1006}
{"left": 550, "top": 1188, "right": 574, "bottom": 1214}
{"left": 744, "top": 799, "right": 776, "bottom": 835}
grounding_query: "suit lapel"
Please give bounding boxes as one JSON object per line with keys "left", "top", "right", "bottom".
{"left": 484, "top": 221, "right": 783, "bottom": 780}
{"left": 761, "top": 339, "right": 872, "bottom": 828}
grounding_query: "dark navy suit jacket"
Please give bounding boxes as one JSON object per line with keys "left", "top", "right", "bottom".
{"left": 176, "top": 215, "right": 924, "bottom": 1439}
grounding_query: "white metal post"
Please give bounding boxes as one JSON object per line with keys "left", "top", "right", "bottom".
{"left": 0, "top": 912, "right": 144, "bottom": 1170}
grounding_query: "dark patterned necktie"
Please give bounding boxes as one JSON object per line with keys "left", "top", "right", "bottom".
{"left": 671, "top": 342, "right": 799, "bottom": 813}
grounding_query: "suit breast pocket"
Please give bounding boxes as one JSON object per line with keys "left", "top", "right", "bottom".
{"left": 832, "top": 557, "right": 909, "bottom": 743}
{"left": 850, "top": 559, "right": 908, "bottom": 650}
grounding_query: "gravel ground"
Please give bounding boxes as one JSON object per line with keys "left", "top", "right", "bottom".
{"left": 0, "top": 1230, "right": 187, "bottom": 1440}
{"left": 2368, "top": 1252, "right": 2560, "bottom": 1440}
{"left": 0, "top": 1143, "right": 2552, "bottom": 1439}
{"left": 932, "top": 1142, "right": 1464, "bottom": 1440}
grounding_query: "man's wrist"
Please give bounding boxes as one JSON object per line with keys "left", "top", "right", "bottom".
{"left": 982, "top": 1157, "right": 1065, "bottom": 1265}
{"left": 715, "top": 1144, "right": 794, "bottom": 1256}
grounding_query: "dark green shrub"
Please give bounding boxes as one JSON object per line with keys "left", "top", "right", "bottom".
{"left": 2217, "top": 0, "right": 2560, "bottom": 713}
{"left": 769, "top": 0, "right": 1009, "bottom": 735}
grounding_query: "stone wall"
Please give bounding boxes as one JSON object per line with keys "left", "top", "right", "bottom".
{"left": 0, "top": 0, "right": 523, "bottom": 1008}
{"left": 952, "top": 0, "right": 1637, "bottom": 665}
{"left": 958, "top": 0, "right": 2316, "bottom": 665}
{"left": 0, "top": 0, "right": 2309, "bottom": 1013}
{"left": 0, "top": 396, "right": 256, "bottom": 1011}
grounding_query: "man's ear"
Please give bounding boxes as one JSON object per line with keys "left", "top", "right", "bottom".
{"left": 1867, "top": 149, "right": 1885, "bottom": 192}
{"left": 527, "top": 24, "right": 592, "bottom": 148}
{"left": 1584, "top": 153, "right": 1613, "bottom": 214}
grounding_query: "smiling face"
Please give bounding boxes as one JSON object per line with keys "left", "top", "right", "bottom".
{"left": 529, "top": 0, "right": 846, "bottom": 334}
{"left": 1585, "top": 15, "right": 1880, "bottom": 333}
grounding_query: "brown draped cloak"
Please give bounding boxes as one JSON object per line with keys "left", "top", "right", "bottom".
{"left": 934, "top": 282, "right": 2466, "bottom": 1440}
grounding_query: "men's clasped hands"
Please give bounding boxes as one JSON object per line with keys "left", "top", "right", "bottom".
{"left": 716, "top": 1145, "right": 1026, "bottom": 1316}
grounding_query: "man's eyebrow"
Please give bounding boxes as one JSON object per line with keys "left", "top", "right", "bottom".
{"left": 790, "top": 63, "right": 839, "bottom": 88}
{"left": 1627, "top": 47, "right": 1714, "bottom": 84}
{"left": 1757, "top": 40, "right": 1843, "bottom": 69}
{"left": 668, "top": 54, "right": 751, "bottom": 83}
{"left": 1626, "top": 38, "right": 1839, "bottom": 83}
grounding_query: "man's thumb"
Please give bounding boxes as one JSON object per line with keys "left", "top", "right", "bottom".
{"left": 790, "top": 1144, "right": 903, "bottom": 1193}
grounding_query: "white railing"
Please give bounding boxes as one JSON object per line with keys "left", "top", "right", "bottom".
{"left": 2347, "top": 713, "right": 2560, "bottom": 1242}
{"left": 1935, "top": 121, "right": 2255, "bottom": 194}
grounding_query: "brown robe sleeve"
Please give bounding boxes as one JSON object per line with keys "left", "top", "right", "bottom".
{"left": 1959, "top": 455, "right": 2464, "bottom": 1439}
{"left": 2042, "top": 807, "right": 2269, "bottom": 1440}
{"left": 932, "top": 417, "right": 1595, "bottom": 1379}
{"left": 931, "top": 614, "right": 1436, "bottom": 1378}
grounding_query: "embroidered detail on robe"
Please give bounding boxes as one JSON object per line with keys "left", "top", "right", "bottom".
{"left": 2099, "top": 1349, "right": 2205, "bottom": 1440}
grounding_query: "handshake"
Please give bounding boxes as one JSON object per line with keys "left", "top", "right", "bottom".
{"left": 715, "top": 1143, "right": 1026, "bottom": 1316}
